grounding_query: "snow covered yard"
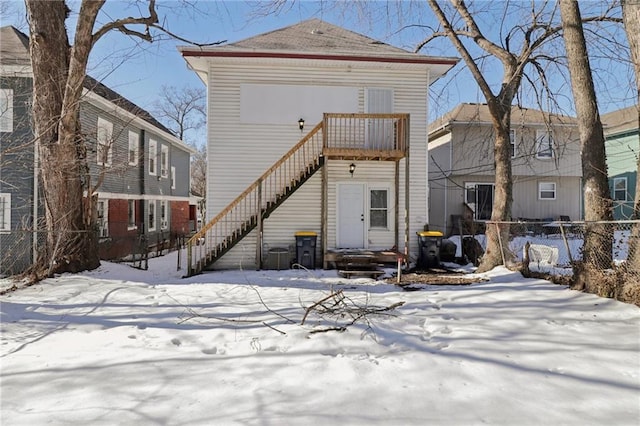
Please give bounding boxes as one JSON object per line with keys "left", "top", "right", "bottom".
{"left": 1, "top": 255, "right": 639, "bottom": 426}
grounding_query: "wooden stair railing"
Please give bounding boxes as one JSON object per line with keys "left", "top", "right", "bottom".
{"left": 186, "top": 122, "right": 324, "bottom": 276}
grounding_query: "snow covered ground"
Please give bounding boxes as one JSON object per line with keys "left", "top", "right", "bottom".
{"left": 1, "top": 252, "right": 639, "bottom": 426}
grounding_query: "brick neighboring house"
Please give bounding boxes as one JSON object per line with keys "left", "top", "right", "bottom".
{"left": 601, "top": 105, "right": 639, "bottom": 220}
{"left": 0, "top": 26, "right": 195, "bottom": 275}
{"left": 427, "top": 103, "right": 582, "bottom": 235}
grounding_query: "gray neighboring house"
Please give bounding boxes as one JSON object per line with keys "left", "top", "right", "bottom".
{"left": 0, "top": 26, "right": 196, "bottom": 275}
{"left": 427, "top": 103, "right": 582, "bottom": 235}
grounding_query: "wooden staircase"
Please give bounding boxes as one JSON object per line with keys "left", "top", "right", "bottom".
{"left": 186, "top": 123, "right": 324, "bottom": 276}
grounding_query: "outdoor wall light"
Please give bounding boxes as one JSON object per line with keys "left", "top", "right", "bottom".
{"left": 298, "top": 118, "right": 305, "bottom": 132}
{"left": 349, "top": 163, "right": 356, "bottom": 176}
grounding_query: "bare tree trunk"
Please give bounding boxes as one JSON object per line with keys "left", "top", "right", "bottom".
{"left": 25, "top": 0, "right": 101, "bottom": 276}
{"left": 622, "top": 0, "right": 640, "bottom": 270}
{"left": 560, "top": 0, "right": 613, "bottom": 289}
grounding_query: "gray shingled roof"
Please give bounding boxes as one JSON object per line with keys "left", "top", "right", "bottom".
{"left": 227, "top": 18, "right": 412, "bottom": 56}
{"left": 0, "top": 25, "right": 31, "bottom": 66}
{"left": 429, "top": 103, "right": 578, "bottom": 135}
{"left": 182, "top": 18, "right": 456, "bottom": 64}
{"left": 601, "top": 105, "right": 639, "bottom": 135}
{"left": 0, "top": 25, "right": 175, "bottom": 137}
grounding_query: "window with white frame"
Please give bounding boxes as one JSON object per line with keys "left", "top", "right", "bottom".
{"left": 0, "top": 193, "right": 11, "bottom": 231}
{"left": 161, "top": 145, "right": 169, "bottom": 178}
{"left": 613, "top": 177, "right": 628, "bottom": 201}
{"left": 148, "top": 200, "right": 156, "bottom": 231}
{"left": 538, "top": 182, "right": 557, "bottom": 200}
{"left": 160, "top": 200, "right": 168, "bottom": 230}
{"left": 0, "top": 88, "right": 14, "bottom": 133}
{"left": 171, "top": 166, "right": 176, "bottom": 189}
{"left": 96, "top": 117, "right": 113, "bottom": 166}
{"left": 149, "top": 139, "right": 157, "bottom": 176}
{"left": 97, "top": 200, "right": 109, "bottom": 237}
{"left": 127, "top": 199, "right": 136, "bottom": 229}
{"left": 370, "top": 189, "right": 388, "bottom": 228}
{"left": 510, "top": 129, "right": 516, "bottom": 158}
{"left": 128, "top": 131, "right": 139, "bottom": 166}
{"left": 536, "top": 129, "right": 554, "bottom": 159}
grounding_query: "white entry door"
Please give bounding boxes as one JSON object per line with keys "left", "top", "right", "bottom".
{"left": 337, "top": 183, "right": 365, "bottom": 248}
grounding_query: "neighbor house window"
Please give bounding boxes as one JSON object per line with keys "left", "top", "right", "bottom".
{"left": 127, "top": 199, "right": 136, "bottom": 230}
{"left": 370, "top": 189, "right": 388, "bottom": 228}
{"left": 613, "top": 177, "right": 628, "bottom": 201}
{"left": 148, "top": 200, "right": 156, "bottom": 231}
{"left": 149, "top": 139, "right": 157, "bottom": 176}
{"left": 0, "top": 88, "right": 13, "bottom": 133}
{"left": 97, "top": 200, "right": 108, "bottom": 237}
{"left": 160, "top": 200, "right": 168, "bottom": 230}
{"left": 0, "top": 193, "right": 11, "bottom": 231}
{"left": 538, "top": 182, "right": 557, "bottom": 200}
{"left": 171, "top": 166, "right": 176, "bottom": 189}
{"left": 96, "top": 117, "right": 113, "bottom": 166}
{"left": 161, "top": 145, "right": 169, "bottom": 178}
{"left": 510, "top": 129, "right": 516, "bottom": 158}
{"left": 536, "top": 129, "right": 554, "bottom": 158}
{"left": 128, "top": 131, "right": 139, "bottom": 166}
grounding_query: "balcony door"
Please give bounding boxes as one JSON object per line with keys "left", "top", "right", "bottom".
{"left": 365, "top": 88, "right": 393, "bottom": 149}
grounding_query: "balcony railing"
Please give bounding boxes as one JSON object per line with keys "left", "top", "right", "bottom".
{"left": 322, "top": 113, "right": 409, "bottom": 160}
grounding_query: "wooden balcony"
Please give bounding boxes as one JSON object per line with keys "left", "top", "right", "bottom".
{"left": 322, "top": 113, "right": 409, "bottom": 161}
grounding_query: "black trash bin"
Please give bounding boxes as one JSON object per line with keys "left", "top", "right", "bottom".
{"left": 295, "top": 231, "right": 317, "bottom": 269}
{"left": 417, "top": 231, "right": 443, "bottom": 269}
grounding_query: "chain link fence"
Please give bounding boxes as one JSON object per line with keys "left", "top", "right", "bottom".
{"left": 452, "top": 220, "right": 639, "bottom": 304}
{"left": 1, "top": 227, "right": 189, "bottom": 277}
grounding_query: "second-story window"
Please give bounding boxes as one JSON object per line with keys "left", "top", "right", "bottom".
{"left": 161, "top": 145, "right": 169, "bottom": 178}
{"left": 613, "top": 177, "right": 628, "bottom": 201}
{"left": 171, "top": 166, "right": 176, "bottom": 189}
{"left": 510, "top": 129, "right": 516, "bottom": 158}
{"left": 0, "top": 193, "right": 11, "bottom": 231}
{"left": 97, "top": 117, "right": 113, "bottom": 166}
{"left": 536, "top": 129, "right": 554, "bottom": 159}
{"left": 128, "top": 131, "right": 139, "bottom": 166}
{"left": 0, "top": 88, "right": 14, "bottom": 133}
{"left": 149, "top": 139, "right": 157, "bottom": 176}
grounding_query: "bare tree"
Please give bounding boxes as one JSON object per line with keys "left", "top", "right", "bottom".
{"left": 190, "top": 144, "right": 207, "bottom": 198}
{"left": 559, "top": 0, "right": 614, "bottom": 288}
{"left": 152, "top": 85, "right": 206, "bottom": 141}
{"left": 421, "top": 0, "right": 571, "bottom": 272}
{"left": 23, "top": 0, "right": 221, "bottom": 278}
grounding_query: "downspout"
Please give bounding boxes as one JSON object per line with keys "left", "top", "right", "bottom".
{"left": 139, "top": 129, "right": 146, "bottom": 233}
{"left": 32, "top": 131, "right": 39, "bottom": 264}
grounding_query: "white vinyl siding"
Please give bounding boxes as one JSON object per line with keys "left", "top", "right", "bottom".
{"left": 0, "top": 88, "right": 13, "bottom": 133}
{"left": 97, "top": 117, "right": 113, "bottom": 166}
{"left": 161, "top": 144, "right": 169, "bottom": 178}
{"left": 538, "top": 182, "right": 557, "bottom": 200}
{"left": 0, "top": 193, "right": 11, "bottom": 231}
{"left": 128, "top": 131, "right": 139, "bottom": 165}
{"left": 149, "top": 139, "right": 157, "bottom": 176}
{"left": 206, "top": 62, "right": 428, "bottom": 265}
